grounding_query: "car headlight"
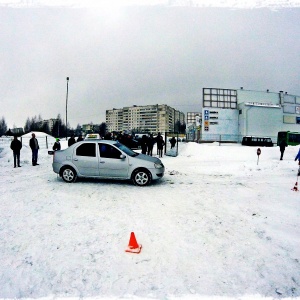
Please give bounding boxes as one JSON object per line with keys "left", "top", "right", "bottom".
{"left": 154, "top": 163, "right": 164, "bottom": 169}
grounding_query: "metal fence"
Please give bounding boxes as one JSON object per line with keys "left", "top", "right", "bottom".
{"left": 200, "top": 134, "right": 241, "bottom": 143}
{"left": 0, "top": 137, "right": 12, "bottom": 145}
{"left": 192, "top": 134, "right": 278, "bottom": 145}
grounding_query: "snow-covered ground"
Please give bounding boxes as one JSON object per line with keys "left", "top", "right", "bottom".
{"left": 0, "top": 133, "right": 300, "bottom": 299}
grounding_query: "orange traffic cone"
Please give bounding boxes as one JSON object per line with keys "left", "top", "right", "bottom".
{"left": 292, "top": 182, "right": 298, "bottom": 191}
{"left": 125, "top": 232, "right": 142, "bottom": 254}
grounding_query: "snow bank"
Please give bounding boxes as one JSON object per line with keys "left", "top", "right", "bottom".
{"left": 0, "top": 141, "right": 300, "bottom": 299}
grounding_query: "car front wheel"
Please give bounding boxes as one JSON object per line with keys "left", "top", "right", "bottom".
{"left": 132, "top": 169, "right": 151, "bottom": 186}
{"left": 61, "top": 167, "right": 77, "bottom": 183}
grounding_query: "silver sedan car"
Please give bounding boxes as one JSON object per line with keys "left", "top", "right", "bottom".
{"left": 49, "top": 140, "right": 165, "bottom": 186}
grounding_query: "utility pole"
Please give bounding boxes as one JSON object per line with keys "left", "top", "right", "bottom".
{"left": 66, "top": 77, "right": 69, "bottom": 140}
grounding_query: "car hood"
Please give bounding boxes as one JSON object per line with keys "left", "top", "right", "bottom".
{"left": 133, "top": 153, "right": 162, "bottom": 163}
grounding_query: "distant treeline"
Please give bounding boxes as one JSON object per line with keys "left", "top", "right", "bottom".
{"left": 0, "top": 116, "right": 7, "bottom": 136}
{"left": 0, "top": 114, "right": 107, "bottom": 138}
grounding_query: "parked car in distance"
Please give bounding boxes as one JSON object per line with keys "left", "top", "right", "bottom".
{"left": 242, "top": 136, "right": 273, "bottom": 147}
{"left": 48, "top": 140, "right": 165, "bottom": 186}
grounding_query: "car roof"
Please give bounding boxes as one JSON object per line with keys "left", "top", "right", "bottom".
{"left": 77, "top": 139, "right": 117, "bottom": 144}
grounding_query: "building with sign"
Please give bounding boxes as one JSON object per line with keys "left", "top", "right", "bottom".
{"left": 201, "top": 88, "right": 300, "bottom": 143}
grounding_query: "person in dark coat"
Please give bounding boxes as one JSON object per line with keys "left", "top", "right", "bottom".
{"left": 29, "top": 133, "right": 39, "bottom": 166}
{"left": 279, "top": 140, "right": 288, "bottom": 160}
{"left": 10, "top": 135, "right": 22, "bottom": 168}
{"left": 294, "top": 148, "right": 300, "bottom": 176}
{"left": 77, "top": 134, "right": 84, "bottom": 142}
{"left": 157, "top": 135, "right": 165, "bottom": 158}
{"left": 68, "top": 134, "right": 76, "bottom": 147}
{"left": 104, "top": 132, "right": 112, "bottom": 140}
{"left": 155, "top": 132, "right": 162, "bottom": 155}
{"left": 141, "top": 135, "right": 148, "bottom": 154}
{"left": 147, "top": 134, "right": 155, "bottom": 156}
{"left": 170, "top": 136, "right": 177, "bottom": 149}
{"left": 52, "top": 138, "right": 61, "bottom": 151}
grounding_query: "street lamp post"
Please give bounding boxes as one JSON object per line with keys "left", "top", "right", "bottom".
{"left": 66, "top": 77, "right": 69, "bottom": 140}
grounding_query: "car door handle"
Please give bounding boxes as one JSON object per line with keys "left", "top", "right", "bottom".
{"left": 74, "top": 158, "right": 78, "bottom": 161}
{"left": 100, "top": 161, "right": 105, "bottom": 163}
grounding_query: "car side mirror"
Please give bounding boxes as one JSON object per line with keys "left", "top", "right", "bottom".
{"left": 120, "top": 154, "right": 126, "bottom": 159}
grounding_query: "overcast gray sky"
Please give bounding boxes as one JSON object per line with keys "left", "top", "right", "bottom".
{"left": 1, "top": 0, "right": 300, "bottom": 129}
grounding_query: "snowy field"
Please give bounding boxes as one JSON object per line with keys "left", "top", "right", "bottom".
{"left": 0, "top": 134, "right": 300, "bottom": 299}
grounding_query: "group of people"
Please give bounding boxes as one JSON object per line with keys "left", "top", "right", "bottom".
{"left": 103, "top": 131, "right": 167, "bottom": 158}
{"left": 68, "top": 134, "right": 84, "bottom": 145}
{"left": 10, "top": 133, "right": 40, "bottom": 167}
{"left": 52, "top": 134, "right": 84, "bottom": 152}
{"left": 10, "top": 133, "right": 85, "bottom": 168}
{"left": 139, "top": 133, "right": 165, "bottom": 158}
{"left": 10, "top": 133, "right": 300, "bottom": 171}
{"left": 9, "top": 132, "right": 173, "bottom": 168}
{"left": 140, "top": 134, "right": 155, "bottom": 156}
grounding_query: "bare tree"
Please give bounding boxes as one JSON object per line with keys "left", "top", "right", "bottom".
{"left": 0, "top": 117, "right": 7, "bottom": 136}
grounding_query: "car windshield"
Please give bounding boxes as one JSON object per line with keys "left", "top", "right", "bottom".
{"left": 114, "top": 142, "right": 139, "bottom": 157}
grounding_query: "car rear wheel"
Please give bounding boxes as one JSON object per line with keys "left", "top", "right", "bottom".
{"left": 132, "top": 169, "right": 151, "bottom": 186}
{"left": 61, "top": 167, "right": 77, "bottom": 183}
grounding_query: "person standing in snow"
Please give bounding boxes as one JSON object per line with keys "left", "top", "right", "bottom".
{"left": 157, "top": 135, "right": 165, "bottom": 158}
{"left": 170, "top": 136, "right": 177, "bottom": 149}
{"left": 279, "top": 139, "right": 288, "bottom": 160}
{"left": 141, "top": 135, "right": 148, "bottom": 155}
{"left": 29, "top": 133, "right": 39, "bottom": 166}
{"left": 52, "top": 138, "right": 61, "bottom": 151}
{"left": 77, "top": 134, "right": 84, "bottom": 142}
{"left": 68, "top": 134, "right": 76, "bottom": 147}
{"left": 147, "top": 134, "right": 155, "bottom": 156}
{"left": 10, "top": 135, "right": 22, "bottom": 168}
{"left": 294, "top": 148, "right": 300, "bottom": 176}
{"left": 155, "top": 132, "right": 162, "bottom": 155}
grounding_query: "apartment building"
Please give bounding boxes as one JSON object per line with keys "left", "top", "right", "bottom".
{"left": 105, "top": 108, "right": 123, "bottom": 132}
{"left": 37, "top": 118, "right": 58, "bottom": 133}
{"left": 106, "top": 104, "right": 185, "bottom": 134}
{"left": 11, "top": 128, "right": 24, "bottom": 135}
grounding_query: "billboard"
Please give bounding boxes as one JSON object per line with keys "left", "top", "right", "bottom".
{"left": 203, "top": 88, "right": 237, "bottom": 109}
